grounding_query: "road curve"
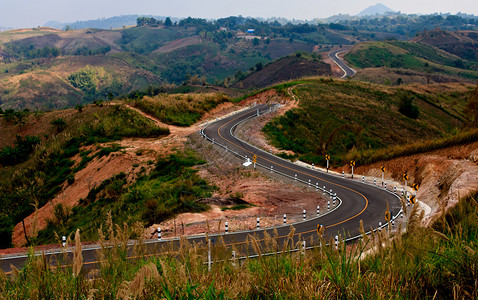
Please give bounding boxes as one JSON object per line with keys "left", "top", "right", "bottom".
{"left": 328, "top": 49, "right": 356, "bottom": 78}
{"left": 204, "top": 104, "right": 401, "bottom": 239}
{"left": 1, "top": 104, "right": 402, "bottom": 273}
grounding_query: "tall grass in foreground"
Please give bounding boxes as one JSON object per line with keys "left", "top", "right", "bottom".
{"left": 1, "top": 193, "right": 477, "bottom": 299}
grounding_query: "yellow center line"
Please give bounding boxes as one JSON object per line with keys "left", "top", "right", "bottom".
{"left": 216, "top": 106, "right": 369, "bottom": 232}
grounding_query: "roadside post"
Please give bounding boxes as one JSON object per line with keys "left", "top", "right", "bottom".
{"left": 403, "top": 173, "right": 409, "bottom": 197}
{"left": 380, "top": 166, "right": 385, "bottom": 185}
{"left": 350, "top": 160, "right": 355, "bottom": 179}
{"left": 325, "top": 154, "right": 330, "bottom": 173}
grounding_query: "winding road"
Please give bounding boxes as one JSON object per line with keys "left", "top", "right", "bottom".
{"left": 328, "top": 49, "right": 356, "bottom": 78}
{"left": 1, "top": 104, "right": 402, "bottom": 273}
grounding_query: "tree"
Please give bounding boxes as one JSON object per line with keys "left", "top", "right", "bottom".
{"left": 253, "top": 37, "right": 260, "bottom": 46}
{"left": 398, "top": 94, "right": 420, "bottom": 119}
{"left": 466, "top": 85, "right": 478, "bottom": 127}
{"left": 255, "top": 62, "right": 263, "bottom": 71}
{"left": 165, "top": 17, "right": 173, "bottom": 27}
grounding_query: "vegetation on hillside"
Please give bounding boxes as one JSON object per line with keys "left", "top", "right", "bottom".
{"left": 132, "top": 93, "right": 229, "bottom": 126}
{"left": 345, "top": 41, "right": 478, "bottom": 80}
{"left": 35, "top": 150, "right": 215, "bottom": 245}
{"left": 231, "top": 52, "right": 331, "bottom": 89}
{"left": 263, "top": 79, "right": 473, "bottom": 166}
{"left": 0, "top": 105, "right": 169, "bottom": 248}
{"left": 1, "top": 191, "right": 476, "bottom": 298}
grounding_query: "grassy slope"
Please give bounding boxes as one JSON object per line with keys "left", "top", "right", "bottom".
{"left": 132, "top": 93, "right": 229, "bottom": 126}
{"left": 0, "top": 89, "right": 230, "bottom": 246}
{"left": 35, "top": 150, "right": 215, "bottom": 244}
{"left": 412, "top": 29, "right": 478, "bottom": 61}
{"left": 263, "top": 79, "right": 474, "bottom": 166}
{"left": 0, "top": 55, "right": 161, "bottom": 110}
{"left": 345, "top": 41, "right": 478, "bottom": 80}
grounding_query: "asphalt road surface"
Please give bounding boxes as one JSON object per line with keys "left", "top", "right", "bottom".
{"left": 1, "top": 104, "right": 402, "bottom": 274}
{"left": 328, "top": 49, "right": 356, "bottom": 78}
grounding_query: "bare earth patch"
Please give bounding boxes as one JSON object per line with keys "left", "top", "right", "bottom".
{"left": 148, "top": 133, "right": 327, "bottom": 239}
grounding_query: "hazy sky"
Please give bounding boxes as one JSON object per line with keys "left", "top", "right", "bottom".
{"left": 1, "top": 0, "right": 477, "bottom": 28}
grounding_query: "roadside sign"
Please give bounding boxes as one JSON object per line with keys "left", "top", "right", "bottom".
{"left": 413, "top": 183, "right": 419, "bottom": 191}
{"left": 253, "top": 155, "right": 257, "bottom": 164}
{"left": 385, "top": 211, "right": 391, "bottom": 221}
{"left": 317, "top": 224, "right": 324, "bottom": 235}
{"left": 350, "top": 160, "right": 355, "bottom": 167}
{"left": 403, "top": 173, "right": 408, "bottom": 181}
{"left": 380, "top": 166, "right": 385, "bottom": 172}
{"left": 325, "top": 154, "right": 330, "bottom": 160}
{"left": 410, "top": 195, "right": 416, "bottom": 204}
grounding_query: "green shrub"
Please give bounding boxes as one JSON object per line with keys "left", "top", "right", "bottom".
{"left": 398, "top": 95, "right": 420, "bottom": 119}
{"left": 51, "top": 118, "right": 67, "bottom": 132}
{"left": 0, "top": 135, "right": 41, "bottom": 166}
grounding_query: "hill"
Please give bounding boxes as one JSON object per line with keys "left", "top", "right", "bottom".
{"left": 413, "top": 28, "right": 478, "bottom": 61}
{"left": 0, "top": 55, "right": 161, "bottom": 110}
{"left": 344, "top": 41, "right": 478, "bottom": 83}
{"left": 262, "top": 78, "right": 476, "bottom": 166}
{"left": 232, "top": 54, "right": 332, "bottom": 89}
{"left": 0, "top": 91, "right": 231, "bottom": 247}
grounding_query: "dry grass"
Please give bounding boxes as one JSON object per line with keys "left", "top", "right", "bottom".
{"left": 132, "top": 93, "right": 229, "bottom": 126}
{"left": 1, "top": 192, "right": 476, "bottom": 299}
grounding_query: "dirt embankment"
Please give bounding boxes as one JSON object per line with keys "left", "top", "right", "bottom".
{"left": 235, "top": 89, "right": 297, "bottom": 155}
{"left": 342, "top": 142, "right": 478, "bottom": 226}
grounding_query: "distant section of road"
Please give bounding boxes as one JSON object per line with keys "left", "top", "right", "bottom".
{"left": 328, "top": 49, "right": 356, "bottom": 78}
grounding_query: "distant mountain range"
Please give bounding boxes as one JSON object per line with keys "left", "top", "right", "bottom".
{"left": 358, "top": 3, "right": 395, "bottom": 16}
{"left": 44, "top": 15, "right": 179, "bottom": 30}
